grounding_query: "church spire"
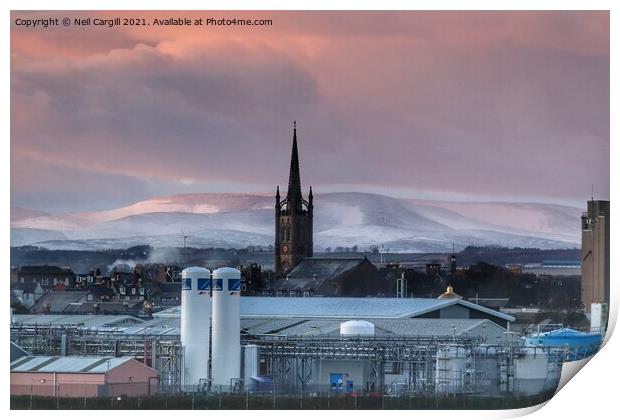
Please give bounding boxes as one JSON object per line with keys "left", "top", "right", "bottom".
{"left": 286, "top": 121, "right": 303, "bottom": 211}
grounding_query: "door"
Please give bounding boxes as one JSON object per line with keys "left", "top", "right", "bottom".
{"left": 346, "top": 380, "right": 354, "bottom": 393}
{"left": 330, "top": 373, "right": 344, "bottom": 392}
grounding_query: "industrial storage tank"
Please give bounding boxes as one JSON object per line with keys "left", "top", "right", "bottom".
{"left": 211, "top": 267, "right": 241, "bottom": 388}
{"left": 340, "top": 320, "right": 375, "bottom": 336}
{"left": 523, "top": 327, "right": 602, "bottom": 361}
{"left": 512, "top": 347, "right": 558, "bottom": 396}
{"left": 435, "top": 345, "right": 469, "bottom": 394}
{"left": 472, "top": 345, "right": 501, "bottom": 396}
{"left": 181, "top": 266, "right": 212, "bottom": 389}
{"left": 243, "top": 344, "right": 259, "bottom": 391}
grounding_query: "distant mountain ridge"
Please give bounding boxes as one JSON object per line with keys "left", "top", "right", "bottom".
{"left": 10, "top": 192, "right": 582, "bottom": 251}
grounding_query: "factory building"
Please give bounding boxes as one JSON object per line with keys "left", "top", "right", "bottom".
{"left": 11, "top": 356, "right": 159, "bottom": 397}
{"left": 11, "top": 268, "right": 565, "bottom": 398}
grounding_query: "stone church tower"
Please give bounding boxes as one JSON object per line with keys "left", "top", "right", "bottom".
{"left": 275, "top": 122, "right": 313, "bottom": 276}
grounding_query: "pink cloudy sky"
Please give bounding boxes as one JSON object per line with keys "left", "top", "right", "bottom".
{"left": 11, "top": 11, "right": 609, "bottom": 212}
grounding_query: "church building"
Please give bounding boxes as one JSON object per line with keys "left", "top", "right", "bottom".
{"left": 275, "top": 122, "right": 314, "bottom": 276}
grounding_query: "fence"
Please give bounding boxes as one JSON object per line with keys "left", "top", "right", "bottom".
{"left": 11, "top": 387, "right": 556, "bottom": 410}
{"left": 10, "top": 382, "right": 156, "bottom": 400}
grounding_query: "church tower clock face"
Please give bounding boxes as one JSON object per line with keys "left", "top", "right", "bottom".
{"left": 281, "top": 245, "right": 289, "bottom": 254}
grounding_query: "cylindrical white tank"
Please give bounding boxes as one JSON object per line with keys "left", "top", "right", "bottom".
{"left": 243, "top": 344, "right": 259, "bottom": 390}
{"left": 211, "top": 267, "right": 241, "bottom": 388}
{"left": 513, "top": 347, "right": 550, "bottom": 395}
{"left": 181, "top": 266, "right": 212, "bottom": 389}
{"left": 340, "top": 320, "right": 375, "bottom": 336}
{"left": 435, "top": 345, "right": 468, "bottom": 394}
{"left": 473, "top": 345, "right": 501, "bottom": 396}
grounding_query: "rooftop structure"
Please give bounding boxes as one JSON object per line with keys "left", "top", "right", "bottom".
{"left": 438, "top": 285, "right": 462, "bottom": 299}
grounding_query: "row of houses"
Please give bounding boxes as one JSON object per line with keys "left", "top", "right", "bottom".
{"left": 11, "top": 265, "right": 183, "bottom": 314}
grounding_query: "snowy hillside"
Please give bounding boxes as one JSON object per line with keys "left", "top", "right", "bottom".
{"left": 11, "top": 192, "right": 581, "bottom": 251}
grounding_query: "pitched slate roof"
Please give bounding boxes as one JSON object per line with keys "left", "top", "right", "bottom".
{"left": 287, "top": 258, "right": 371, "bottom": 280}
{"left": 275, "top": 257, "right": 378, "bottom": 291}
{"left": 12, "top": 282, "right": 41, "bottom": 294}
{"left": 17, "top": 265, "right": 74, "bottom": 275}
{"left": 30, "top": 291, "right": 88, "bottom": 313}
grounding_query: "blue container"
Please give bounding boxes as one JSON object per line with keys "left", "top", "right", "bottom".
{"left": 523, "top": 328, "right": 602, "bottom": 361}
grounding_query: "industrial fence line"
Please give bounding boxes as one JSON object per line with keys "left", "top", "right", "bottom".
{"left": 11, "top": 387, "right": 557, "bottom": 410}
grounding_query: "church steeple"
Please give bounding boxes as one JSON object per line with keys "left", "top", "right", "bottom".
{"left": 286, "top": 121, "right": 303, "bottom": 212}
{"left": 275, "top": 121, "right": 313, "bottom": 276}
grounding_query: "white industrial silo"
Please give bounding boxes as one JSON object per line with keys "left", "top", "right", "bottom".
{"left": 340, "top": 320, "right": 375, "bottom": 336}
{"left": 211, "top": 267, "right": 241, "bottom": 388}
{"left": 512, "top": 347, "right": 550, "bottom": 396}
{"left": 435, "top": 345, "right": 468, "bottom": 394}
{"left": 243, "top": 344, "right": 259, "bottom": 391}
{"left": 181, "top": 266, "right": 212, "bottom": 389}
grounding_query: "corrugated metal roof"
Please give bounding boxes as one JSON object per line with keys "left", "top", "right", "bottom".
{"left": 10, "top": 356, "right": 135, "bottom": 373}
{"left": 121, "top": 318, "right": 180, "bottom": 335}
{"left": 152, "top": 297, "right": 515, "bottom": 322}
{"left": 241, "top": 319, "right": 306, "bottom": 335}
{"left": 106, "top": 317, "right": 507, "bottom": 339}
{"left": 11, "top": 314, "right": 143, "bottom": 328}
{"left": 263, "top": 318, "right": 504, "bottom": 338}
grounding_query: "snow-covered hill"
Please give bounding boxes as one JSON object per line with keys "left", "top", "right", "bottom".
{"left": 11, "top": 192, "right": 581, "bottom": 251}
